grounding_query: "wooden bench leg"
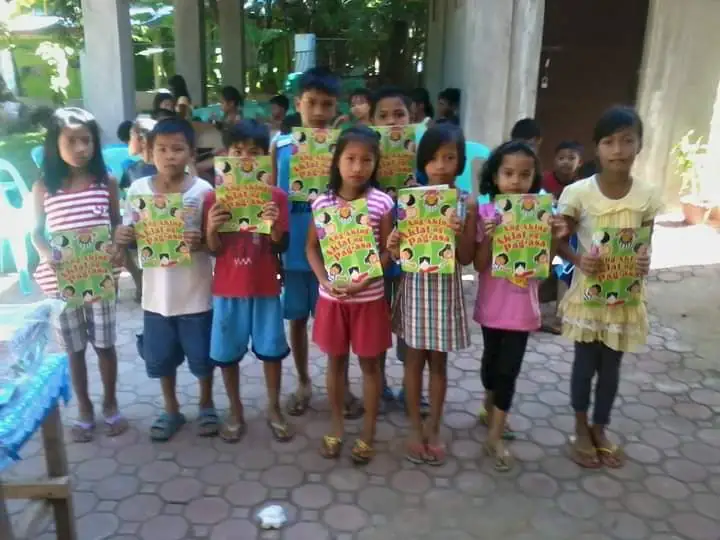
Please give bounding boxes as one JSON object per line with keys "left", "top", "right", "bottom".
{"left": 0, "top": 478, "right": 17, "bottom": 540}
{"left": 42, "top": 406, "right": 76, "bottom": 540}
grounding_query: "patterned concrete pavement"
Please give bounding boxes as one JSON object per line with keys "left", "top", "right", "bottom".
{"left": 3, "top": 266, "right": 720, "bottom": 540}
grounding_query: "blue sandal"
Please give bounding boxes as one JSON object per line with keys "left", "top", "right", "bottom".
{"left": 197, "top": 408, "right": 220, "bottom": 437}
{"left": 150, "top": 412, "right": 186, "bottom": 442}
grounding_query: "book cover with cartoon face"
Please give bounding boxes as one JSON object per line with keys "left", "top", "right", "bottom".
{"left": 214, "top": 156, "right": 273, "bottom": 234}
{"left": 52, "top": 225, "right": 116, "bottom": 307}
{"left": 313, "top": 198, "right": 383, "bottom": 286}
{"left": 397, "top": 185, "right": 457, "bottom": 274}
{"left": 490, "top": 193, "right": 554, "bottom": 283}
{"left": 131, "top": 193, "right": 191, "bottom": 269}
{"left": 583, "top": 227, "right": 651, "bottom": 308}
{"left": 288, "top": 127, "right": 340, "bottom": 203}
{"left": 373, "top": 124, "right": 419, "bottom": 195}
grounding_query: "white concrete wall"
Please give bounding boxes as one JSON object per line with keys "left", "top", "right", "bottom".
{"left": 173, "top": 0, "right": 204, "bottom": 105}
{"left": 218, "top": 0, "right": 245, "bottom": 92}
{"left": 635, "top": 0, "right": 720, "bottom": 205}
{"left": 424, "top": 0, "right": 544, "bottom": 146}
{"left": 80, "top": 0, "right": 135, "bottom": 142}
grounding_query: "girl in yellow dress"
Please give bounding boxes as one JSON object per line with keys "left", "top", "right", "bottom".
{"left": 557, "top": 107, "right": 661, "bottom": 469}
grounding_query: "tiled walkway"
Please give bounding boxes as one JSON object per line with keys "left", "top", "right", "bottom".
{"left": 4, "top": 272, "right": 720, "bottom": 540}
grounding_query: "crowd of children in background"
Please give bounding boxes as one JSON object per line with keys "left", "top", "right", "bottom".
{"left": 31, "top": 66, "right": 659, "bottom": 472}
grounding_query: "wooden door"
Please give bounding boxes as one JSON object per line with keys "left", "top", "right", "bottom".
{"left": 534, "top": 0, "right": 650, "bottom": 168}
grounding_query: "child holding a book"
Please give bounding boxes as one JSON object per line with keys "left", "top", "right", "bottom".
{"left": 306, "top": 126, "right": 394, "bottom": 464}
{"left": 558, "top": 107, "right": 658, "bottom": 469}
{"left": 115, "top": 118, "right": 217, "bottom": 442}
{"left": 32, "top": 108, "right": 126, "bottom": 442}
{"left": 275, "top": 67, "right": 364, "bottom": 420}
{"left": 474, "top": 140, "right": 567, "bottom": 471}
{"left": 387, "top": 124, "right": 477, "bottom": 465}
{"left": 370, "top": 86, "right": 430, "bottom": 413}
{"left": 204, "top": 120, "right": 292, "bottom": 443}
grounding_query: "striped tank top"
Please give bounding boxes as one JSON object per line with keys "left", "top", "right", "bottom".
{"left": 34, "top": 183, "right": 121, "bottom": 296}
{"left": 312, "top": 188, "right": 394, "bottom": 304}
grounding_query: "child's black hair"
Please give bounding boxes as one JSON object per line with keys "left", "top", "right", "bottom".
{"left": 221, "top": 85, "right": 244, "bottom": 108}
{"left": 222, "top": 119, "right": 270, "bottom": 153}
{"left": 150, "top": 117, "right": 196, "bottom": 149}
{"left": 593, "top": 106, "right": 643, "bottom": 146}
{"left": 349, "top": 87, "right": 372, "bottom": 104}
{"left": 410, "top": 87, "right": 434, "bottom": 119}
{"left": 438, "top": 87, "right": 461, "bottom": 107}
{"left": 555, "top": 140, "right": 583, "bottom": 155}
{"left": 298, "top": 66, "right": 340, "bottom": 98}
{"left": 42, "top": 107, "right": 108, "bottom": 195}
{"left": 270, "top": 94, "right": 290, "bottom": 112}
{"left": 479, "top": 140, "right": 542, "bottom": 199}
{"left": 153, "top": 108, "right": 176, "bottom": 121}
{"left": 152, "top": 92, "right": 174, "bottom": 112}
{"left": 510, "top": 118, "right": 542, "bottom": 141}
{"left": 416, "top": 123, "right": 467, "bottom": 179}
{"left": 327, "top": 125, "right": 381, "bottom": 194}
{"left": 117, "top": 120, "right": 132, "bottom": 144}
{"left": 370, "top": 86, "right": 411, "bottom": 118}
{"left": 168, "top": 74, "right": 191, "bottom": 100}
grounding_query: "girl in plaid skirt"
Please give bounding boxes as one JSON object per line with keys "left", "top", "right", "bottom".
{"left": 388, "top": 124, "right": 477, "bottom": 465}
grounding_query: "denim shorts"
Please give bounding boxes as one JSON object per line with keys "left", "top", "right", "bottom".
{"left": 210, "top": 296, "right": 290, "bottom": 365}
{"left": 282, "top": 271, "right": 318, "bottom": 321}
{"left": 137, "top": 310, "right": 214, "bottom": 379}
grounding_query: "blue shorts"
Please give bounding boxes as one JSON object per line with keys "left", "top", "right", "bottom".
{"left": 282, "top": 271, "right": 318, "bottom": 321}
{"left": 210, "top": 296, "right": 290, "bottom": 365}
{"left": 138, "top": 310, "right": 213, "bottom": 379}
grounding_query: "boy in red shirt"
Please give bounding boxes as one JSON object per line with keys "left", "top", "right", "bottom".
{"left": 204, "top": 120, "right": 292, "bottom": 443}
{"left": 542, "top": 141, "right": 582, "bottom": 198}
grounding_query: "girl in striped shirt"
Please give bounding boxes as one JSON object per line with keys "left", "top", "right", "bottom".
{"left": 387, "top": 124, "right": 477, "bottom": 465}
{"left": 306, "top": 126, "right": 394, "bottom": 464}
{"left": 31, "top": 108, "right": 126, "bottom": 442}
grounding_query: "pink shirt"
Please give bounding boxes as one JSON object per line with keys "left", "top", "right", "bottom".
{"left": 473, "top": 203, "right": 541, "bottom": 331}
{"left": 312, "top": 188, "right": 393, "bottom": 304}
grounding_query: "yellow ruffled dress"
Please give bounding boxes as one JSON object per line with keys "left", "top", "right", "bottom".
{"left": 558, "top": 176, "right": 662, "bottom": 352}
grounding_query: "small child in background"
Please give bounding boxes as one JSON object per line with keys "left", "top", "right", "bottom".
{"left": 542, "top": 141, "right": 582, "bottom": 198}
{"left": 436, "top": 88, "right": 461, "bottom": 125}
{"left": 510, "top": 118, "right": 543, "bottom": 153}
{"left": 474, "top": 140, "right": 567, "bottom": 471}
{"left": 306, "top": 126, "right": 394, "bottom": 464}
{"left": 218, "top": 85, "right": 243, "bottom": 129}
{"left": 115, "top": 117, "right": 217, "bottom": 442}
{"left": 410, "top": 87, "right": 435, "bottom": 125}
{"left": 558, "top": 107, "right": 658, "bottom": 469}
{"left": 205, "top": 120, "right": 292, "bottom": 443}
{"left": 119, "top": 116, "right": 157, "bottom": 301}
{"left": 269, "top": 94, "right": 290, "bottom": 137}
{"left": 333, "top": 88, "right": 372, "bottom": 128}
{"left": 540, "top": 141, "right": 583, "bottom": 334}
{"left": 389, "top": 124, "right": 477, "bottom": 465}
{"left": 116, "top": 120, "right": 132, "bottom": 145}
{"left": 32, "top": 108, "right": 126, "bottom": 442}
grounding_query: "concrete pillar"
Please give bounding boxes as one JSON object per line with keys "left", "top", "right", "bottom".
{"left": 634, "top": 0, "right": 720, "bottom": 205}
{"left": 218, "top": 0, "right": 245, "bottom": 92}
{"left": 174, "top": 0, "right": 205, "bottom": 105}
{"left": 424, "top": 0, "right": 544, "bottom": 146}
{"left": 80, "top": 0, "right": 135, "bottom": 142}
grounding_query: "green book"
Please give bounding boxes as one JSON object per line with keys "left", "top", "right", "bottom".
{"left": 51, "top": 225, "right": 116, "bottom": 307}
{"left": 584, "top": 227, "right": 651, "bottom": 308}
{"left": 373, "top": 125, "right": 418, "bottom": 195}
{"left": 491, "top": 194, "right": 554, "bottom": 280}
{"left": 130, "top": 193, "right": 191, "bottom": 268}
{"left": 397, "top": 186, "right": 457, "bottom": 274}
{"left": 215, "top": 156, "right": 273, "bottom": 234}
{"left": 289, "top": 127, "right": 340, "bottom": 203}
{"left": 313, "top": 198, "right": 383, "bottom": 286}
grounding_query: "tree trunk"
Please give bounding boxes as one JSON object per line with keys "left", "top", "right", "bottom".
{"left": 379, "top": 19, "right": 410, "bottom": 86}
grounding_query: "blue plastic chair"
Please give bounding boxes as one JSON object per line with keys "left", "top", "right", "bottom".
{"left": 193, "top": 104, "right": 222, "bottom": 122}
{"left": 102, "top": 146, "right": 137, "bottom": 181}
{"left": 0, "top": 159, "right": 34, "bottom": 295}
{"left": 31, "top": 145, "right": 44, "bottom": 169}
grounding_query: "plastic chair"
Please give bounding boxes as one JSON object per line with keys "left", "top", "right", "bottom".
{"left": 457, "top": 140, "right": 490, "bottom": 195}
{"left": 0, "top": 159, "right": 34, "bottom": 295}
{"left": 193, "top": 105, "right": 222, "bottom": 122}
{"left": 102, "top": 146, "right": 137, "bottom": 181}
{"left": 31, "top": 145, "right": 44, "bottom": 169}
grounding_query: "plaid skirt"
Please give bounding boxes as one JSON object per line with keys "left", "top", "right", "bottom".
{"left": 392, "top": 270, "right": 470, "bottom": 352}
